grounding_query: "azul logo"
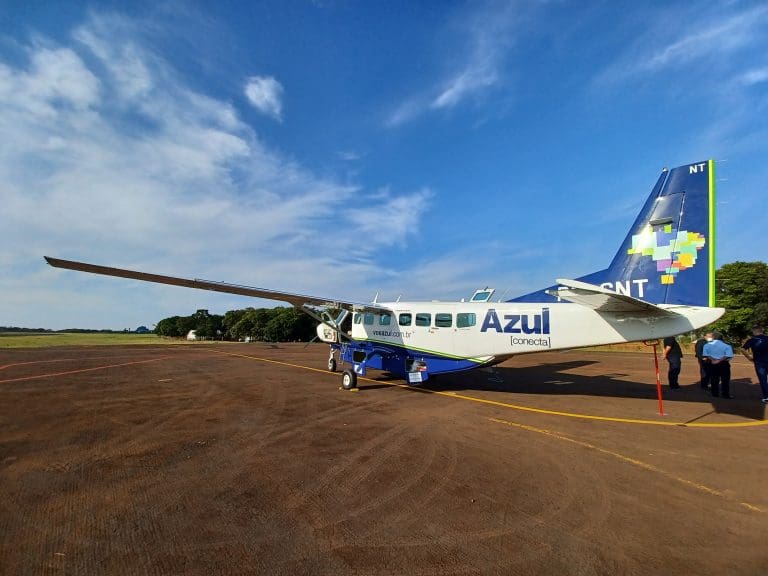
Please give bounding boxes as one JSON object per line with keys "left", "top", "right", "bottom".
{"left": 627, "top": 224, "right": 705, "bottom": 285}
{"left": 481, "top": 308, "right": 550, "bottom": 334}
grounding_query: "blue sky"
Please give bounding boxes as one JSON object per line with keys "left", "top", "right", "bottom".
{"left": 1, "top": 0, "right": 767, "bottom": 330}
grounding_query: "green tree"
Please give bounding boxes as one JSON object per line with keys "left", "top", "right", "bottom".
{"left": 190, "top": 309, "right": 223, "bottom": 339}
{"left": 155, "top": 316, "right": 182, "bottom": 337}
{"left": 713, "top": 261, "right": 768, "bottom": 342}
{"left": 231, "top": 308, "right": 265, "bottom": 341}
{"left": 263, "top": 307, "right": 315, "bottom": 341}
{"left": 263, "top": 308, "right": 294, "bottom": 342}
{"left": 175, "top": 315, "right": 196, "bottom": 337}
{"left": 223, "top": 308, "right": 249, "bottom": 339}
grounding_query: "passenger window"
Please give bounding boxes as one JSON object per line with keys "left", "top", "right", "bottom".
{"left": 379, "top": 313, "right": 392, "bottom": 326}
{"left": 435, "top": 313, "right": 452, "bottom": 327}
{"left": 354, "top": 313, "right": 362, "bottom": 324}
{"left": 415, "top": 313, "right": 431, "bottom": 327}
{"left": 399, "top": 313, "right": 412, "bottom": 326}
{"left": 364, "top": 313, "right": 375, "bottom": 325}
{"left": 457, "top": 313, "right": 476, "bottom": 328}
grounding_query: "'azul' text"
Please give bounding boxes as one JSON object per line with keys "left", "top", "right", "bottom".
{"left": 480, "top": 308, "right": 550, "bottom": 334}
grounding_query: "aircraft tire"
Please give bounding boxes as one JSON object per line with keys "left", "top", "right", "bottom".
{"left": 341, "top": 369, "right": 357, "bottom": 390}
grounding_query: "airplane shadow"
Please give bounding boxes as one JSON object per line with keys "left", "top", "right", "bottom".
{"left": 383, "top": 361, "right": 768, "bottom": 422}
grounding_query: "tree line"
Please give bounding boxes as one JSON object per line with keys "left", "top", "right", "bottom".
{"left": 152, "top": 261, "right": 767, "bottom": 344}
{"left": 154, "top": 307, "right": 316, "bottom": 342}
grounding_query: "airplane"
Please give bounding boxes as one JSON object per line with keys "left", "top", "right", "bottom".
{"left": 45, "top": 159, "right": 724, "bottom": 390}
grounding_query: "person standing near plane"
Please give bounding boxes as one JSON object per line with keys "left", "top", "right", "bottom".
{"left": 703, "top": 331, "right": 734, "bottom": 398}
{"left": 663, "top": 335, "right": 683, "bottom": 389}
{"left": 741, "top": 325, "right": 768, "bottom": 404}
{"left": 694, "top": 331, "right": 713, "bottom": 389}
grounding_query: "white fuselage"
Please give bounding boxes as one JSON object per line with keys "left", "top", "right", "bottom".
{"left": 345, "top": 301, "right": 722, "bottom": 363}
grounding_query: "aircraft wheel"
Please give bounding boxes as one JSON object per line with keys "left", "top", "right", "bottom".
{"left": 328, "top": 357, "right": 337, "bottom": 372}
{"left": 341, "top": 369, "right": 357, "bottom": 390}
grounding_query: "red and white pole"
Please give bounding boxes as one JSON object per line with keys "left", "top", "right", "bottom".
{"left": 644, "top": 340, "right": 665, "bottom": 416}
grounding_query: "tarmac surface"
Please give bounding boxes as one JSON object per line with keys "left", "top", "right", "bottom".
{"left": 1, "top": 343, "right": 767, "bottom": 575}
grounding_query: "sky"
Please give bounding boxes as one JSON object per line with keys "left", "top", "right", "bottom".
{"left": 1, "top": 0, "right": 767, "bottom": 330}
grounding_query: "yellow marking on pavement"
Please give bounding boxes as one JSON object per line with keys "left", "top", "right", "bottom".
{"left": 212, "top": 350, "right": 768, "bottom": 428}
{"left": 489, "top": 417, "right": 763, "bottom": 512}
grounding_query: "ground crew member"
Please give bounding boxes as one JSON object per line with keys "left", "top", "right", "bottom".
{"left": 663, "top": 335, "right": 683, "bottom": 389}
{"left": 694, "top": 332, "right": 713, "bottom": 389}
{"left": 742, "top": 325, "right": 768, "bottom": 404}
{"left": 703, "top": 331, "right": 734, "bottom": 398}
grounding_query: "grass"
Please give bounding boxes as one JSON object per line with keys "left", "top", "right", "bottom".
{"left": 0, "top": 333, "right": 221, "bottom": 349}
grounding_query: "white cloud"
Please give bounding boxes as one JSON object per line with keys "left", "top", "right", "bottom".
{"left": 430, "top": 5, "right": 515, "bottom": 111}
{"left": 244, "top": 75, "right": 284, "bottom": 121}
{"left": 431, "top": 67, "right": 498, "bottom": 110}
{"left": 0, "top": 47, "right": 100, "bottom": 120}
{"left": 346, "top": 188, "right": 433, "bottom": 248}
{"left": 595, "top": 5, "right": 768, "bottom": 86}
{"left": 337, "top": 150, "right": 363, "bottom": 162}
{"left": 740, "top": 67, "right": 768, "bottom": 86}
{"left": 386, "top": 1, "right": 522, "bottom": 127}
{"left": 0, "top": 12, "right": 431, "bottom": 329}
{"left": 385, "top": 97, "right": 424, "bottom": 128}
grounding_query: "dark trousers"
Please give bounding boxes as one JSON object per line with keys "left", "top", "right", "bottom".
{"left": 667, "top": 357, "right": 681, "bottom": 388}
{"left": 754, "top": 361, "right": 768, "bottom": 398}
{"left": 710, "top": 361, "right": 731, "bottom": 397}
{"left": 697, "top": 359, "right": 710, "bottom": 389}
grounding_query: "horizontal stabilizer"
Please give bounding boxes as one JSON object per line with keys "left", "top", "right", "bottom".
{"left": 44, "top": 256, "right": 382, "bottom": 313}
{"left": 548, "top": 279, "right": 678, "bottom": 317}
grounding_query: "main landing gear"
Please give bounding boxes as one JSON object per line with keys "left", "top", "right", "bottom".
{"left": 341, "top": 369, "right": 357, "bottom": 391}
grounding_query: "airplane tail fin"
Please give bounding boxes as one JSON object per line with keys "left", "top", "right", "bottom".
{"left": 512, "top": 160, "right": 716, "bottom": 306}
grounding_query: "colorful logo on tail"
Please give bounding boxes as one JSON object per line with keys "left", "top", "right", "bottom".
{"left": 627, "top": 224, "right": 706, "bottom": 285}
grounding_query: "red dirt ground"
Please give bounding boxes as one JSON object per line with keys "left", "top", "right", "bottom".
{"left": 1, "top": 343, "right": 766, "bottom": 575}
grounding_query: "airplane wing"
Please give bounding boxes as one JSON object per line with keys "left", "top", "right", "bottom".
{"left": 547, "top": 278, "right": 678, "bottom": 317}
{"left": 44, "top": 256, "right": 384, "bottom": 313}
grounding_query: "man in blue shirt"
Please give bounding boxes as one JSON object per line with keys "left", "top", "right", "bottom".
{"left": 742, "top": 325, "right": 768, "bottom": 404}
{"left": 703, "top": 331, "right": 734, "bottom": 398}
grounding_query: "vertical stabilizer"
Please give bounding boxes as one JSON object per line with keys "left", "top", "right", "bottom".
{"left": 512, "top": 160, "right": 716, "bottom": 306}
